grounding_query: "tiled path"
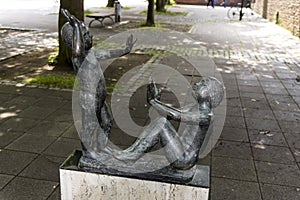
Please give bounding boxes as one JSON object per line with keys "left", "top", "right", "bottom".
{"left": 0, "top": 4, "right": 299, "bottom": 200}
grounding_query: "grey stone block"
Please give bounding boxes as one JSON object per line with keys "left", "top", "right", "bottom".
{"left": 20, "top": 155, "right": 65, "bottom": 182}
{"left": 6, "top": 134, "right": 57, "bottom": 154}
{"left": 243, "top": 107, "right": 275, "bottom": 120}
{"left": 0, "top": 177, "right": 58, "bottom": 200}
{"left": 27, "top": 120, "right": 71, "bottom": 137}
{"left": 0, "top": 174, "right": 14, "bottom": 190}
{"left": 224, "top": 116, "right": 246, "bottom": 129}
{"left": 43, "top": 137, "right": 81, "bottom": 158}
{"left": 252, "top": 145, "right": 295, "bottom": 164}
{"left": 248, "top": 129, "right": 288, "bottom": 147}
{"left": 210, "top": 177, "right": 261, "bottom": 200}
{"left": 45, "top": 109, "right": 73, "bottom": 122}
{"left": 260, "top": 183, "right": 300, "bottom": 200}
{"left": 255, "top": 161, "right": 300, "bottom": 187}
{"left": 0, "top": 130, "right": 24, "bottom": 148}
{"left": 61, "top": 124, "right": 79, "bottom": 139}
{"left": 212, "top": 140, "right": 252, "bottom": 160}
{"left": 18, "top": 106, "right": 57, "bottom": 120}
{"left": 219, "top": 127, "right": 249, "bottom": 142}
{"left": 245, "top": 118, "right": 281, "bottom": 132}
{"left": 0, "top": 150, "right": 37, "bottom": 175}
{"left": 0, "top": 117, "right": 40, "bottom": 133}
{"left": 279, "top": 121, "right": 300, "bottom": 134}
{"left": 212, "top": 156, "right": 257, "bottom": 181}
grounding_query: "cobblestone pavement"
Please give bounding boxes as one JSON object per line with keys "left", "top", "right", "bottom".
{"left": 0, "top": 4, "right": 300, "bottom": 200}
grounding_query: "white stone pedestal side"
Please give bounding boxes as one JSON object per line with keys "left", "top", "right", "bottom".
{"left": 60, "top": 151, "right": 210, "bottom": 200}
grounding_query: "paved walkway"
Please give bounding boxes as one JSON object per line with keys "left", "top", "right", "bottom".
{"left": 0, "top": 4, "right": 300, "bottom": 200}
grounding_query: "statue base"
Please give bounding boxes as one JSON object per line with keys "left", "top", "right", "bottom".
{"left": 60, "top": 150, "right": 210, "bottom": 200}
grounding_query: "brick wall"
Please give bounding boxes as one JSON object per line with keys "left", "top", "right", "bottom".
{"left": 252, "top": 0, "right": 300, "bottom": 37}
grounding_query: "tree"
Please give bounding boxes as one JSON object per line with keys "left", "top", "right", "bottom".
{"left": 106, "top": 0, "right": 115, "bottom": 7}
{"left": 58, "top": 0, "right": 84, "bottom": 68}
{"left": 156, "top": 0, "right": 166, "bottom": 12}
{"left": 146, "top": 0, "right": 155, "bottom": 26}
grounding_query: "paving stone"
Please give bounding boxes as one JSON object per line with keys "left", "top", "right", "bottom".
{"left": 252, "top": 145, "right": 295, "bottom": 164}
{"left": 23, "top": 87, "right": 56, "bottom": 97}
{"left": 0, "top": 130, "right": 24, "bottom": 148}
{"left": 0, "top": 93, "right": 17, "bottom": 104}
{"left": 0, "top": 117, "right": 40, "bottom": 133}
{"left": 279, "top": 121, "right": 300, "bottom": 134}
{"left": 225, "top": 106, "right": 244, "bottom": 117}
{"left": 224, "top": 116, "right": 246, "bottom": 129}
{"left": 226, "top": 97, "right": 242, "bottom": 107}
{"left": 248, "top": 129, "right": 288, "bottom": 147}
{"left": 212, "top": 140, "right": 252, "bottom": 160}
{"left": 0, "top": 150, "right": 37, "bottom": 175}
{"left": 263, "top": 87, "right": 289, "bottom": 95}
{"left": 0, "top": 174, "right": 14, "bottom": 190}
{"left": 283, "top": 131, "right": 300, "bottom": 149}
{"left": 225, "top": 89, "right": 239, "bottom": 98}
{"left": 18, "top": 106, "right": 57, "bottom": 120}
{"left": 47, "top": 187, "right": 60, "bottom": 200}
{"left": 269, "top": 100, "right": 299, "bottom": 112}
{"left": 243, "top": 107, "right": 275, "bottom": 120}
{"left": 260, "top": 183, "right": 300, "bottom": 200}
{"left": 2, "top": 95, "right": 39, "bottom": 108}
{"left": 245, "top": 118, "right": 281, "bottom": 132}
{"left": 239, "top": 92, "right": 265, "bottom": 100}
{"left": 6, "top": 134, "right": 56, "bottom": 154}
{"left": 260, "top": 80, "right": 285, "bottom": 88}
{"left": 43, "top": 137, "right": 81, "bottom": 158}
{"left": 45, "top": 109, "right": 73, "bottom": 122}
{"left": 0, "top": 177, "right": 58, "bottom": 200}
{"left": 26, "top": 120, "right": 71, "bottom": 137}
{"left": 237, "top": 79, "right": 260, "bottom": 87}
{"left": 61, "top": 124, "right": 79, "bottom": 139}
{"left": 219, "top": 127, "right": 249, "bottom": 142}
{"left": 210, "top": 177, "right": 262, "bottom": 200}
{"left": 255, "top": 161, "right": 300, "bottom": 187}
{"left": 33, "top": 97, "right": 66, "bottom": 109}
{"left": 266, "top": 94, "right": 295, "bottom": 104}
{"left": 238, "top": 85, "right": 264, "bottom": 94}
{"left": 20, "top": 155, "right": 65, "bottom": 182}
{"left": 287, "top": 88, "right": 300, "bottom": 97}
{"left": 273, "top": 110, "right": 300, "bottom": 122}
{"left": 291, "top": 147, "right": 300, "bottom": 162}
{"left": 241, "top": 97, "right": 271, "bottom": 109}
{"left": 0, "top": 85, "right": 28, "bottom": 95}
{"left": 212, "top": 156, "right": 257, "bottom": 182}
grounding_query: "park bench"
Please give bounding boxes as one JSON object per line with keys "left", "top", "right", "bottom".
{"left": 86, "top": 13, "right": 115, "bottom": 27}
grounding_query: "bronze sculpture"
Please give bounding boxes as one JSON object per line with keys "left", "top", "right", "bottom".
{"left": 61, "top": 9, "right": 224, "bottom": 173}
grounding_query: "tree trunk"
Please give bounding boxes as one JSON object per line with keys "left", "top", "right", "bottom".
{"left": 58, "top": 0, "right": 84, "bottom": 69}
{"left": 107, "top": 0, "right": 115, "bottom": 7}
{"left": 146, "top": 0, "right": 155, "bottom": 26}
{"left": 156, "top": 0, "right": 166, "bottom": 12}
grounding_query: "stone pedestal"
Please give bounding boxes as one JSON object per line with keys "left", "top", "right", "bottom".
{"left": 60, "top": 150, "right": 210, "bottom": 200}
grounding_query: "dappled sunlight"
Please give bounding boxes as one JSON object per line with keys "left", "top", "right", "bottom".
{"left": 0, "top": 112, "right": 17, "bottom": 120}
{"left": 253, "top": 143, "right": 266, "bottom": 149}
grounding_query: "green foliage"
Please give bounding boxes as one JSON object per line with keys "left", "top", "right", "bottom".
{"left": 48, "top": 47, "right": 59, "bottom": 66}
{"left": 25, "top": 74, "right": 76, "bottom": 89}
{"left": 48, "top": 54, "right": 59, "bottom": 66}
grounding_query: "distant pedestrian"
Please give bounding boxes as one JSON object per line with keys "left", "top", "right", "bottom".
{"left": 220, "top": 0, "right": 226, "bottom": 7}
{"left": 207, "top": 0, "right": 215, "bottom": 8}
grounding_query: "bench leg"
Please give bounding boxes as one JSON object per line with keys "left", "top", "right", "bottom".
{"left": 88, "top": 18, "right": 104, "bottom": 28}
